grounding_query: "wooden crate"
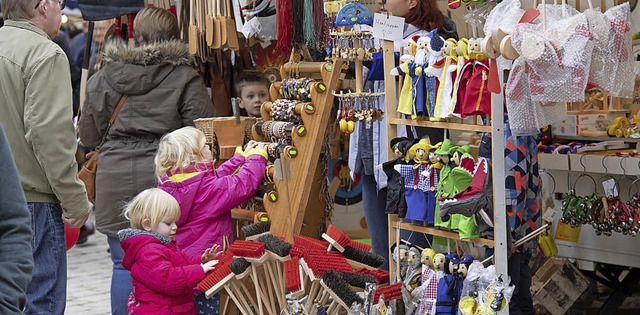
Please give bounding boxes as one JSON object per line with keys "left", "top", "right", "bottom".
{"left": 194, "top": 117, "right": 256, "bottom": 159}
{"left": 531, "top": 257, "right": 589, "bottom": 315}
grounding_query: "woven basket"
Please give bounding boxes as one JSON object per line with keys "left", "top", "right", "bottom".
{"left": 194, "top": 117, "right": 256, "bottom": 159}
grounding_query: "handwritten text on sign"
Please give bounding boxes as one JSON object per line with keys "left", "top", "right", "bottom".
{"left": 372, "top": 13, "right": 405, "bottom": 42}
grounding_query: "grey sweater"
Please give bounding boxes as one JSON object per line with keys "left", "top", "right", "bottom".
{"left": 0, "top": 125, "right": 34, "bottom": 314}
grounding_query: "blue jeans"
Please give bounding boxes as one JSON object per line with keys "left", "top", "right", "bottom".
{"left": 362, "top": 175, "right": 390, "bottom": 271}
{"left": 108, "top": 236, "right": 133, "bottom": 315}
{"left": 25, "top": 203, "right": 66, "bottom": 315}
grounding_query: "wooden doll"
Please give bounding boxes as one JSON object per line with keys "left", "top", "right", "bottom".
{"left": 461, "top": 38, "right": 491, "bottom": 117}
{"left": 433, "top": 253, "right": 446, "bottom": 280}
{"left": 418, "top": 248, "right": 438, "bottom": 314}
{"left": 435, "top": 253, "right": 460, "bottom": 315}
{"left": 403, "top": 246, "right": 423, "bottom": 314}
{"left": 424, "top": 32, "right": 445, "bottom": 121}
{"left": 382, "top": 137, "right": 411, "bottom": 215}
{"left": 391, "top": 243, "right": 411, "bottom": 281}
{"left": 391, "top": 55, "right": 419, "bottom": 119}
{"left": 451, "top": 38, "right": 470, "bottom": 117}
{"left": 413, "top": 36, "right": 431, "bottom": 119}
{"left": 401, "top": 139, "right": 436, "bottom": 223}
{"left": 432, "top": 38, "right": 458, "bottom": 120}
{"left": 434, "top": 139, "right": 455, "bottom": 229}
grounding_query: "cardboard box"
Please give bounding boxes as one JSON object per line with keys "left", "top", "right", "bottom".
{"left": 532, "top": 257, "right": 589, "bottom": 315}
{"left": 552, "top": 124, "right": 578, "bottom": 137}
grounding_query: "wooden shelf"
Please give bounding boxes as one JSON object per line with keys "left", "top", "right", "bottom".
{"left": 394, "top": 221, "right": 496, "bottom": 247}
{"left": 566, "top": 109, "right": 630, "bottom": 115}
{"left": 554, "top": 135, "right": 640, "bottom": 143}
{"left": 388, "top": 117, "right": 492, "bottom": 132}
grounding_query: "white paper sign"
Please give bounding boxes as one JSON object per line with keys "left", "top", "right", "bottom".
{"left": 372, "top": 13, "right": 405, "bottom": 42}
{"left": 602, "top": 178, "right": 618, "bottom": 198}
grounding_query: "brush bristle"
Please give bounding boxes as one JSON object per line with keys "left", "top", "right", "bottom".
{"left": 285, "top": 257, "right": 301, "bottom": 292}
{"left": 258, "top": 234, "right": 292, "bottom": 257}
{"left": 241, "top": 220, "right": 271, "bottom": 237}
{"left": 303, "top": 249, "right": 352, "bottom": 278}
{"left": 373, "top": 282, "right": 402, "bottom": 302}
{"left": 349, "top": 240, "right": 372, "bottom": 253}
{"left": 197, "top": 252, "right": 234, "bottom": 292}
{"left": 294, "top": 235, "right": 330, "bottom": 250}
{"left": 326, "top": 225, "right": 351, "bottom": 248}
{"left": 290, "top": 246, "right": 305, "bottom": 258}
{"left": 229, "top": 258, "right": 250, "bottom": 274}
{"left": 354, "top": 268, "right": 390, "bottom": 285}
{"left": 337, "top": 271, "right": 378, "bottom": 288}
{"left": 322, "top": 269, "right": 364, "bottom": 307}
{"left": 342, "top": 246, "right": 385, "bottom": 268}
{"left": 229, "top": 240, "right": 265, "bottom": 258}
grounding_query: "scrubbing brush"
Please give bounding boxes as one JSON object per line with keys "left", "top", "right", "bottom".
{"left": 321, "top": 269, "right": 364, "bottom": 313}
{"left": 373, "top": 282, "right": 403, "bottom": 302}
{"left": 229, "top": 240, "right": 272, "bottom": 315}
{"left": 197, "top": 251, "right": 234, "bottom": 298}
{"left": 241, "top": 220, "right": 271, "bottom": 241}
{"left": 342, "top": 246, "right": 385, "bottom": 269}
{"left": 337, "top": 271, "right": 378, "bottom": 289}
{"left": 258, "top": 234, "right": 293, "bottom": 311}
{"left": 227, "top": 258, "right": 256, "bottom": 314}
{"left": 321, "top": 224, "right": 351, "bottom": 252}
{"left": 354, "top": 267, "right": 390, "bottom": 285}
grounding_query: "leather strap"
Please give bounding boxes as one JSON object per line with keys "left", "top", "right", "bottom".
{"left": 98, "top": 95, "right": 129, "bottom": 149}
{"left": 109, "top": 95, "right": 129, "bottom": 125}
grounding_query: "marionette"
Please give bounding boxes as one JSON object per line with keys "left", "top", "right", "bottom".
{"left": 461, "top": 38, "right": 491, "bottom": 117}
{"left": 434, "top": 139, "right": 455, "bottom": 229}
{"left": 435, "top": 253, "right": 460, "bottom": 315}
{"left": 417, "top": 248, "right": 438, "bottom": 314}
{"left": 431, "top": 38, "right": 458, "bottom": 120}
{"left": 433, "top": 253, "right": 446, "bottom": 280}
{"left": 404, "top": 246, "right": 423, "bottom": 314}
{"left": 391, "top": 243, "right": 411, "bottom": 281}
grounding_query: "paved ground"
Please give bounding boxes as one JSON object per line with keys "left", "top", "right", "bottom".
{"left": 66, "top": 228, "right": 111, "bottom": 315}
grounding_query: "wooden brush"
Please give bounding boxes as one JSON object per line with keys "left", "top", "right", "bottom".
{"left": 321, "top": 270, "right": 364, "bottom": 313}
{"left": 197, "top": 251, "right": 234, "bottom": 298}
{"left": 373, "top": 282, "right": 403, "bottom": 302}
{"left": 322, "top": 224, "right": 351, "bottom": 252}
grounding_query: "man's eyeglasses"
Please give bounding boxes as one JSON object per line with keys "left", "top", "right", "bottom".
{"left": 35, "top": 0, "right": 66, "bottom": 10}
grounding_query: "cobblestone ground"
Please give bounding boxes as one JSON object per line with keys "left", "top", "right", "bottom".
{"left": 66, "top": 225, "right": 111, "bottom": 315}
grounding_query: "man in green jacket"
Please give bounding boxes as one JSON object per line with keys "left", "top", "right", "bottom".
{"left": 0, "top": 0, "right": 91, "bottom": 313}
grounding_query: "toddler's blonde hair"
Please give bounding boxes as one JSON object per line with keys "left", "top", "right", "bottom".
{"left": 155, "top": 126, "right": 209, "bottom": 179}
{"left": 123, "top": 188, "right": 181, "bottom": 230}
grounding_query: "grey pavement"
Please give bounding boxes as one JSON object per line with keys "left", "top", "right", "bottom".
{"left": 66, "top": 227, "right": 112, "bottom": 315}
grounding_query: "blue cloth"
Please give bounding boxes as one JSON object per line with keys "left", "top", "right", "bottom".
{"left": 25, "top": 203, "right": 66, "bottom": 315}
{"left": 108, "top": 236, "right": 133, "bottom": 315}
{"left": 508, "top": 252, "right": 535, "bottom": 315}
{"left": 196, "top": 293, "right": 220, "bottom": 314}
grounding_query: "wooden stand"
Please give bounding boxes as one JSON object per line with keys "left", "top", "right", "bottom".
{"left": 260, "top": 60, "right": 345, "bottom": 242}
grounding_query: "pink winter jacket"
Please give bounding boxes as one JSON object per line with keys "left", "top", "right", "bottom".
{"left": 119, "top": 229, "right": 204, "bottom": 315}
{"left": 158, "top": 150, "right": 267, "bottom": 257}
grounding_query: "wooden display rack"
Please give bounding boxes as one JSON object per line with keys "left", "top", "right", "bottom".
{"left": 257, "top": 59, "right": 345, "bottom": 242}
{"left": 380, "top": 37, "right": 510, "bottom": 280}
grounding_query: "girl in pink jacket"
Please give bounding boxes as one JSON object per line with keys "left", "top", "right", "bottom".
{"left": 155, "top": 126, "right": 268, "bottom": 314}
{"left": 118, "top": 188, "right": 220, "bottom": 315}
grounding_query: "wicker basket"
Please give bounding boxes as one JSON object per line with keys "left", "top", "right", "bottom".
{"left": 194, "top": 117, "right": 256, "bottom": 159}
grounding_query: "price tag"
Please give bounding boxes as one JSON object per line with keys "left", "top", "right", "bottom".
{"left": 602, "top": 178, "right": 618, "bottom": 198}
{"left": 372, "top": 13, "right": 405, "bottom": 42}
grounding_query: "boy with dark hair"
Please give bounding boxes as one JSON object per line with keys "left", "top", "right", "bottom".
{"left": 236, "top": 70, "right": 271, "bottom": 117}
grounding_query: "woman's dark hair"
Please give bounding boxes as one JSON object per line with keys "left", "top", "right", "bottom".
{"left": 404, "top": 0, "right": 445, "bottom": 32}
